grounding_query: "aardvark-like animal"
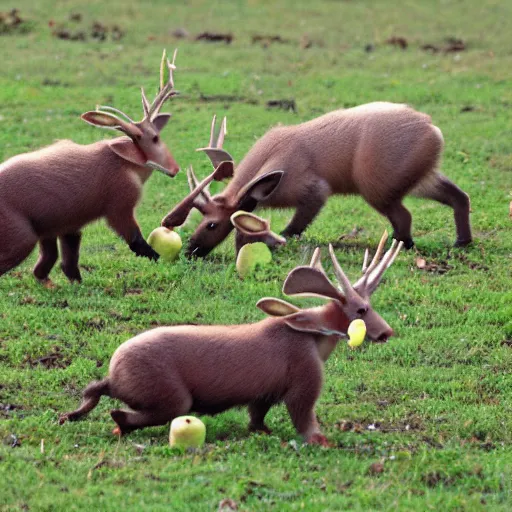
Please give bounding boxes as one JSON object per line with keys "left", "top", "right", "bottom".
{"left": 60, "top": 232, "right": 402, "bottom": 445}
{"left": 0, "top": 49, "right": 180, "bottom": 284}
{"left": 162, "top": 107, "right": 471, "bottom": 257}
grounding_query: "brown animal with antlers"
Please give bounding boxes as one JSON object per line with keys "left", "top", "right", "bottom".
{"left": 162, "top": 108, "right": 471, "bottom": 257}
{"left": 0, "top": 50, "right": 180, "bottom": 284}
{"left": 60, "top": 233, "right": 402, "bottom": 444}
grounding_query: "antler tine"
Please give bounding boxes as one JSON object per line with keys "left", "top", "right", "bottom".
{"left": 356, "top": 230, "right": 389, "bottom": 290}
{"left": 187, "top": 166, "right": 211, "bottom": 199}
{"left": 328, "top": 244, "right": 354, "bottom": 295}
{"left": 364, "top": 240, "right": 404, "bottom": 294}
{"left": 97, "top": 105, "right": 135, "bottom": 124}
{"left": 141, "top": 88, "right": 150, "bottom": 118}
{"left": 217, "top": 116, "right": 227, "bottom": 148}
{"left": 361, "top": 248, "right": 369, "bottom": 273}
{"left": 147, "top": 48, "right": 178, "bottom": 120}
{"left": 309, "top": 247, "right": 327, "bottom": 275}
{"left": 208, "top": 115, "right": 217, "bottom": 148}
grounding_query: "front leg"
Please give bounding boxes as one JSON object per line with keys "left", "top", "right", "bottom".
{"left": 107, "top": 211, "right": 159, "bottom": 261}
{"left": 281, "top": 180, "right": 330, "bottom": 238}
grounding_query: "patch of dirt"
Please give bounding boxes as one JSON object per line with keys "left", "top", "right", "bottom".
{"left": 252, "top": 34, "right": 290, "bottom": 47}
{"left": 488, "top": 154, "right": 512, "bottom": 171}
{"left": 421, "top": 37, "right": 466, "bottom": 54}
{"left": 386, "top": 36, "right": 408, "bottom": 49}
{"left": 195, "top": 32, "right": 233, "bottom": 44}
{"left": 50, "top": 17, "right": 124, "bottom": 42}
{"left": 0, "top": 9, "right": 31, "bottom": 35}
{"left": 199, "top": 92, "right": 258, "bottom": 105}
{"left": 170, "top": 27, "right": 189, "bottom": 39}
{"left": 337, "top": 226, "right": 364, "bottom": 241}
{"left": 415, "top": 256, "right": 453, "bottom": 274}
{"left": 0, "top": 403, "right": 22, "bottom": 416}
{"left": 25, "top": 348, "right": 71, "bottom": 369}
{"left": 266, "top": 99, "right": 297, "bottom": 113}
{"left": 501, "top": 340, "right": 512, "bottom": 348}
{"left": 336, "top": 415, "right": 423, "bottom": 433}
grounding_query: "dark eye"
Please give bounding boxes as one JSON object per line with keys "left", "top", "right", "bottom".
{"left": 357, "top": 307, "right": 368, "bottom": 316}
{"left": 152, "top": 135, "right": 159, "bottom": 143}
{"left": 207, "top": 222, "right": 217, "bottom": 231}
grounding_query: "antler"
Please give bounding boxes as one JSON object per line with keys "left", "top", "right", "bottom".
{"left": 351, "top": 231, "right": 403, "bottom": 297}
{"left": 196, "top": 115, "right": 234, "bottom": 168}
{"left": 142, "top": 48, "right": 178, "bottom": 122}
{"left": 161, "top": 162, "right": 233, "bottom": 228}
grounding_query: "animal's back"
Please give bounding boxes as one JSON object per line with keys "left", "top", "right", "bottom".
{"left": 0, "top": 140, "right": 122, "bottom": 236}
{"left": 109, "top": 320, "right": 312, "bottom": 410}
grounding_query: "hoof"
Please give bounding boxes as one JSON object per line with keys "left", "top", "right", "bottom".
{"left": 454, "top": 238, "right": 472, "bottom": 248}
{"left": 305, "top": 433, "right": 331, "bottom": 447}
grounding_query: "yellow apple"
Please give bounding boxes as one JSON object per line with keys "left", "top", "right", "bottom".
{"left": 169, "top": 416, "right": 206, "bottom": 451}
{"left": 347, "top": 319, "right": 366, "bottom": 348}
{"left": 147, "top": 227, "right": 182, "bottom": 262}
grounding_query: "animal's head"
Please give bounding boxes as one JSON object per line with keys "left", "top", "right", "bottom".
{"left": 81, "top": 49, "right": 180, "bottom": 178}
{"left": 160, "top": 115, "right": 284, "bottom": 257}
{"left": 273, "top": 232, "right": 403, "bottom": 342}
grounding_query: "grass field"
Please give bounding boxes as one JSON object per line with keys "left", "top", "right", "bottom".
{"left": 1, "top": 0, "right": 512, "bottom": 510}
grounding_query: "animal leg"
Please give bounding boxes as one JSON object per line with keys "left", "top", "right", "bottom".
{"left": 281, "top": 180, "right": 330, "bottom": 238}
{"left": 59, "top": 232, "right": 82, "bottom": 282}
{"left": 379, "top": 202, "right": 414, "bottom": 249}
{"left": 33, "top": 238, "right": 58, "bottom": 284}
{"left": 106, "top": 211, "right": 159, "bottom": 261}
{"left": 412, "top": 173, "right": 472, "bottom": 247}
{"left": 111, "top": 384, "right": 193, "bottom": 434}
{"left": 248, "top": 398, "right": 275, "bottom": 434}
{"left": 284, "top": 360, "right": 325, "bottom": 444}
{"left": 0, "top": 216, "right": 38, "bottom": 278}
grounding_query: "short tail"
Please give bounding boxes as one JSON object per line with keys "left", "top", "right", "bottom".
{"left": 59, "top": 378, "right": 110, "bottom": 424}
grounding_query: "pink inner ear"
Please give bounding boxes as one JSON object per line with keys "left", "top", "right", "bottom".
{"left": 108, "top": 138, "right": 147, "bottom": 166}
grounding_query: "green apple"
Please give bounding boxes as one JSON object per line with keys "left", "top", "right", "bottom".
{"left": 169, "top": 416, "right": 206, "bottom": 451}
{"left": 236, "top": 242, "right": 272, "bottom": 279}
{"left": 147, "top": 227, "right": 182, "bottom": 262}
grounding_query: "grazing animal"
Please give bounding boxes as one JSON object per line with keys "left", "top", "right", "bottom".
{"left": 60, "top": 233, "right": 402, "bottom": 444}
{"left": 162, "top": 108, "right": 471, "bottom": 257}
{"left": 0, "top": 50, "right": 180, "bottom": 284}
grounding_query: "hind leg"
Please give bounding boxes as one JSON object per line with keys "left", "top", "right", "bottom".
{"left": 0, "top": 218, "right": 38, "bottom": 278}
{"left": 248, "top": 397, "right": 275, "bottom": 434}
{"left": 414, "top": 174, "right": 472, "bottom": 247}
{"left": 33, "top": 238, "right": 58, "bottom": 284}
{"left": 377, "top": 202, "right": 414, "bottom": 249}
{"left": 111, "top": 386, "right": 193, "bottom": 435}
{"left": 60, "top": 232, "right": 82, "bottom": 282}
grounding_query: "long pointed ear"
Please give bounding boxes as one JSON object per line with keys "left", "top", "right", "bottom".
{"left": 256, "top": 298, "right": 300, "bottom": 317}
{"left": 236, "top": 170, "right": 284, "bottom": 209}
{"left": 152, "top": 113, "right": 172, "bottom": 133}
{"left": 283, "top": 310, "right": 333, "bottom": 335}
{"left": 108, "top": 138, "right": 147, "bottom": 166}
{"left": 283, "top": 267, "right": 346, "bottom": 304}
{"left": 81, "top": 111, "right": 143, "bottom": 139}
{"left": 231, "top": 211, "right": 268, "bottom": 235}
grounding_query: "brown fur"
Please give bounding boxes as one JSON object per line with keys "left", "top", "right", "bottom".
{"left": 60, "top": 240, "right": 400, "bottom": 444}
{"left": 166, "top": 103, "right": 472, "bottom": 257}
{"left": 0, "top": 50, "right": 180, "bottom": 283}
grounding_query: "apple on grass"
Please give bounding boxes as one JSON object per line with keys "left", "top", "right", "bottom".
{"left": 147, "top": 227, "right": 182, "bottom": 262}
{"left": 169, "top": 416, "right": 206, "bottom": 451}
{"left": 236, "top": 242, "right": 273, "bottom": 279}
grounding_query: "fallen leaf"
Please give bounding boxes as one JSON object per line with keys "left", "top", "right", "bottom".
{"left": 218, "top": 498, "right": 238, "bottom": 511}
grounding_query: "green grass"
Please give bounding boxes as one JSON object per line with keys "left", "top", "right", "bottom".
{"left": 1, "top": 0, "right": 512, "bottom": 510}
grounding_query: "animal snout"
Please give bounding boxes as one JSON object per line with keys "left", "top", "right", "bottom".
{"left": 168, "top": 164, "right": 180, "bottom": 177}
{"left": 375, "top": 328, "right": 394, "bottom": 343}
